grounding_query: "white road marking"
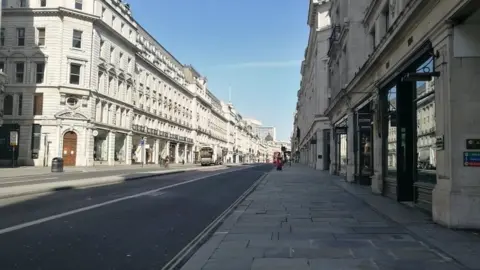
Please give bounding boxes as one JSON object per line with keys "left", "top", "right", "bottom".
{"left": 0, "top": 177, "right": 58, "bottom": 185}
{"left": 0, "top": 166, "right": 251, "bottom": 235}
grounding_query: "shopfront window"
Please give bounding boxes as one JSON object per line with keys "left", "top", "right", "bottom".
{"left": 335, "top": 122, "right": 348, "bottom": 176}
{"left": 387, "top": 86, "right": 397, "bottom": 177}
{"left": 415, "top": 57, "right": 436, "bottom": 183}
{"left": 355, "top": 104, "right": 373, "bottom": 184}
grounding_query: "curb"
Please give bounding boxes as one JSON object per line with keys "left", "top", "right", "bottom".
{"left": 161, "top": 171, "right": 270, "bottom": 270}
{"left": 0, "top": 165, "right": 227, "bottom": 200}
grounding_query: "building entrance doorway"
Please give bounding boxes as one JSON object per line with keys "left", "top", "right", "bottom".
{"left": 63, "top": 131, "right": 77, "bottom": 166}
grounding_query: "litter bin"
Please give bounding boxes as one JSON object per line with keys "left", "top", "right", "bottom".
{"left": 51, "top": 157, "right": 64, "bottom": 173}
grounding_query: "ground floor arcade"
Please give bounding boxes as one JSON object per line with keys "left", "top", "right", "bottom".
{"left": 0, "top": 120, "right": 194, "bottom": 167}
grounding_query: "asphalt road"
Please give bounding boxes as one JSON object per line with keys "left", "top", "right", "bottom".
{"left": 0, "top": 164, "right": 273, "bottom": 270}
{"left": 0, "top": 164, "right": 202, "bottom": 188}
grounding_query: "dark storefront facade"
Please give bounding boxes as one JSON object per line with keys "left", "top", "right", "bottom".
{"left": 354, "top": 102, "right": 374, "bottom": 186}
{"left": 333, "top": 119, "right": 348, "bottom": 177}
{"left": 377, "top": 41, "right": 438, "bottom": 211}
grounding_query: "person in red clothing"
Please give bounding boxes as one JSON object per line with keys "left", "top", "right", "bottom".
{"left": 276, "top": 157, "right": 283, "bottom": 170}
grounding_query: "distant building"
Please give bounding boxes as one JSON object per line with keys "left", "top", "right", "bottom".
{"left": 255, "top": 126, "right": 276, "bottom": 142}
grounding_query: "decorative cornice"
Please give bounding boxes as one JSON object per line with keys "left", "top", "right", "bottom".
{"left": 94, "top": 19, "right": 139, "bottom": 52}
{"left": 3, "top": 7, "right": 98, "bottom": 22}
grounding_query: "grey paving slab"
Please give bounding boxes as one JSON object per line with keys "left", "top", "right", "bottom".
{"left": 223, "top": 232, "right": 274, "bottom": 242}
{"left": 278, "top": 232, "right": 335, "bottom": 241}
{"left": 374, "top": 260, "right": 466, "bottom": 270}
{"left": 209, "top": 247, "right": 265, "bottom": 260}
{"left": 263, "top": 246, "right": 354, "bottom": 259}
{"left": 181, "top": 165, "right": 480, "bottom": 270}
{"left": 350, "top": 247, "right": 396, "bottom": 260}
{"left": 309, "top": 258, "right": 379, "bottom": 270}
{"left": 201, "top": 258, "right": 253, "bottom": 270}
{"left": 251, "top": 258, "right": 310, "bottom": 270}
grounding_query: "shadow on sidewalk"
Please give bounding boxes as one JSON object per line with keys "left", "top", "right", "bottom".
{"left": 179, "top": 164, "right": 479, "bottom": 270}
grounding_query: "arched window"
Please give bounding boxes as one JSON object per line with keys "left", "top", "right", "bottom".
{"left": 3, "top": 95, "right": 13, "bottom": 115}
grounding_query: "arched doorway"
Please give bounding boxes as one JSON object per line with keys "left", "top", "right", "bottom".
{"left": 63, "top": 131, "right": 77, "bottom": 166}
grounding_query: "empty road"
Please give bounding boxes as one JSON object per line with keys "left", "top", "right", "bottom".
{"left": 0, "top": 164, "right": 272, "bottom": 270}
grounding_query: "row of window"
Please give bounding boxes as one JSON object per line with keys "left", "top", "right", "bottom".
{"left": 3, "top": 0, "right": 81, "bottom": 9}
{"left": 0, "top": 27, "right": 78, "bottom": 48}
{"left": 0, "top": 61, "right": 45, "bottom": 84}
{"left": 2, "top": 93, "right": 44, "bottom": 116}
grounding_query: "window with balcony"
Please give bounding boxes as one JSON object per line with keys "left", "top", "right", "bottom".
{"left": 40, "top": 0, "right": 46, "bottom": 7}
{"left": 72, "top": 30, "right": 82, "bottom": 48}
{"left": 0, "top": 28, "right": 5, "bottom": 46}
{"left": 100, "top": 40, "right": 105, "bottom": 58}
{"left": 3, "top": 95, "right": 13, "bottom": 115}
{"left": 34, "top": 93, "right": 44, "bottom": 115}
{"left": 75, "top": 0, "right": 82, "bottom": 10}
{"left": 370, "top": 28, "right": 376, "bottom": 51}
{"left": 18, "top": 94, "right": 23, "bottom": 115}
{"left": 110, "top": 46, "right": 115, "bottom": 64}
{"left": 37, "top": 27, "right": 46, "bottom": 46}
{"left": 15, "top": 62, "right": 25, "bottom": 83}
{"left": 69, "top": 63, "right": 81, "bottom": 85}
{"left": 383, "top": 4, "right": 390, "bottom": 31}
{"left": 36, "top": 62, "right": 45, "bottom": 83}
{"left": 17, "top": 28, "right": 26, "bottom": 46}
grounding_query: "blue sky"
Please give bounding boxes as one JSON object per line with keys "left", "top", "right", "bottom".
{"left": 127, "top": 0, "right": 309, "bottom": 141}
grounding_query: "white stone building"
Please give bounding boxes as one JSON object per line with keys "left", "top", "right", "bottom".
{"left": 294, "top": 0, "right": 332, "bottom": 170}
{"left": 0, "top": 0, "right": 259, "bottom": 167}
{"left": 0, "top": 0, "right": 7, "bottom": 128}
{"left": 322, "top": 0, "right": 480, "bottom": 228}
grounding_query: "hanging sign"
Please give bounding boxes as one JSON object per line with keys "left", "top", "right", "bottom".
{"left": 464, "top": 152, "right": 480, "bottom": 167}
{"left": 10, "top": 131, "right": 18, "bottom": 146}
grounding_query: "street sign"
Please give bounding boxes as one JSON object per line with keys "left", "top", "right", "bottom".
{"left": 466, "top": 139, "right": 480, "bottom": 150}
{"left": 9, "top": 131, "right": 18, "bottom": 146}
{"left": 140, "top": 139, "right": 145, "bottom": 145}
{"left": 464, "top": 152, "right": 480, "bottom": 167}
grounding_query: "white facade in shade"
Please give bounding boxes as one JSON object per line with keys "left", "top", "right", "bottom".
{"left": 0, "top": 0, "right": 262, "bottom": 167}
{"left": 293, "top": 0, "right": 332, "bottom": 170}
{"left": 0, "top": 0, "right": 7, "bottom": 128}
{"left": 319, "top": 0, "right": 480, "bottom": 228}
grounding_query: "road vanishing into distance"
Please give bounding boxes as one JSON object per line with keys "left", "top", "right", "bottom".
{"left": 0, "top": 164, "right": 272, "bottom": 270}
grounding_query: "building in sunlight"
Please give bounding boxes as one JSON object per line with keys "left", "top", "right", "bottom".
{"left": 0, "top": 0, "right": 261, "bottom": 167}
{"left": 293, "top": 0, "right": 332, "bottom": 170}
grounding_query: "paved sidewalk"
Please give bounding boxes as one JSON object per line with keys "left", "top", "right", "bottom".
{"left": 180, "top": 165, "right": 478, "bottom": 270}
{"left": 0, "top": 163, "right": 247, "bottom": 179}
{"left": 0, "top": 163, "right": 188, "bottom": 178}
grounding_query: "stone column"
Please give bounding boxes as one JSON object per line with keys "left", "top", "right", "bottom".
{"left": 17, "top": 124, "right": 31, "bottom": 165}
{"left": 315, "top": 130, "right": 325, "bottom": 170}
{"left": 174, "top": 143, "right": 179, "bottom": 163}
{"left": 184, "top": 144, "right": 187, "bottom": 163}
{"left": 329, "top": 127, "right": 337, "bottom": 175}
{"left": 107, "top": 131, "right": 115, "bottom": 166}
{"left": 126, "top": 134, "right": 132, "bottom": 165}
{"left": 431, "top": 25, "right": 480, "bottom": 228}
{"left": 346, "top": 113, "right": 355, "bottom": 182}
{"left": 85, "top": 127, "right": 92, "bottom": 166}
{"left": 371, "top": 108, "right": 383, "bottom": 194}
{"left": 154, "top": 138, "right": 160, "bottom": 165}
{"left": 57, "top": 121, "right": 62, "bottom": 157}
